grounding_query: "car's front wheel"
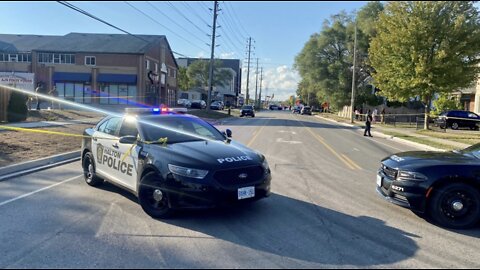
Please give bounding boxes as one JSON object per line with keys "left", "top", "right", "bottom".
{"left": 429, "top": 183, "right": 480, "bottom": 229}
{"left": 451, "top": 122, "right": 459, "bottom": 130}
{"left": 138, "top": 172, "right": 173, "bottom": 219}
{"left": 82, "top": 152, "right": 103, "bottom": 186}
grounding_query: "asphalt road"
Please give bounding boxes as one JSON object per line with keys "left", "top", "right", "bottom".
{"left": 0, "top": 110, "right": 478, "bottom": 268}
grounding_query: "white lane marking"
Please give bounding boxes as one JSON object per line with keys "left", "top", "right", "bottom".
{"left": 353, "top": 148, "right": 360, "bottom": 152}
{"left": 0, "top": 175, "right": 82, "bottom": 207}
{"left": 275, "top": 138, "right": 303, "bottom": 144}
{"left": 277, "top": 130, "right": 297, "bottom": 134}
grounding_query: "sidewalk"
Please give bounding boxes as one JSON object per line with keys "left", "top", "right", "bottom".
{"left": 315, "top": 114, "right": 471, "bottom": 151}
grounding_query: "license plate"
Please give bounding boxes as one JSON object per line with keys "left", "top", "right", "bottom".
{"left": 376, "top": 175, "right": 383, "bottom": 187}
{"left": 238, "top": 186, "right": 255, "bottom": 200}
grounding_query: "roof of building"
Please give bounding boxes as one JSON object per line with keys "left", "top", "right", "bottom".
{"left": 177, "top": 57, "right": 241, "bottom": 72}
{"left": 0, "top": 33, "right": 169, "bottom": 54}
{"left": 0, "top": 34, "right": 61, "bottom": 52}
{"left": 35, "top": 33, "right": 166, "bottom": 54}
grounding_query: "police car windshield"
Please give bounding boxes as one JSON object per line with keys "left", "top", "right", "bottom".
{"left": 139, "top": 116, "right": 225, "bottom": 143}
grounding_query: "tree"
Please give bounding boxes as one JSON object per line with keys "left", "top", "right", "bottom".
{"left": 294, "top": 3, "right": 384, "bottom": 111}
{"left": 432, "top": 94, "right": 462, "bottom": 116}
{"left": 177, "top": 67, "right": 191, "bottom": 91}
{"left": 369, "top": 1, "right": 480, "bottom": 129}
{"left": 187, "top": 60, "right": 233, "bottom": 90}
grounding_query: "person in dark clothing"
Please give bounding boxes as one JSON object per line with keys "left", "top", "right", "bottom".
{"left": 364, "top": 110, "right": 373, "bottom": 137}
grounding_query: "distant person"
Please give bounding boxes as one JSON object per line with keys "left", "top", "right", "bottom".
{"left": 381, "top": 108, "right": 386, "bottom": 124}
{"left": 355, "top": 108, "right": 359, "bottom": 120}
{"left": 35, "top": 83, "right": 43, "bottom": 110}
{"left": 364, "top": 110, "right": 373, "bottom": 137}
{"left": 48, "top": 85, "right": 58, "bottom": 109}
{"left": 372, "top": 108, "right": 378, "bottom": 124}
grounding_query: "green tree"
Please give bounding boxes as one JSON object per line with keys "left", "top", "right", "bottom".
{"left": 187, "top": 60, "right": 233, "bottom": 90}
{"left": 7, "top": 91, "right": 28, "bottom": 122}
{"left": 369, "top": 1, "right": 480, "bottom": 129}
{"left": 432, "top": 94, "right": 462, "bottom": 116}
{"left": 177, "top": 66, "right": 191, "bottom": 91}
{"left": 294, "top": 3, "right": 384, "bottom": 111}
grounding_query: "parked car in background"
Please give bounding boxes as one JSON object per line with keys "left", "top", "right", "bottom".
{"left": 210, "top": 101, "right": 224, "bottom": 110}
{"left": 269, "top": 105, "right": 278, "bottom": 110}
{"left": 292, "top": 106, "right": 302, "bottom": 114}
{"left": 301, "top": 106, "right": 312, "bottom": 115}
{"left": 190, "top": 100, "right": 206, "bottom": 109}
{"left": 435, "top": 110, "right": 480, "bottom": 130}
{"left": 177, "top": 99, "right": 190, "bottom": 107}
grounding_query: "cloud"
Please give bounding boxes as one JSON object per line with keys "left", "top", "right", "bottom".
{"left": 196, "top": 51, "right": 207, "bottom": 58}
{"left": 220, "top": 52, "right": 236, "bottom": 59}
{"left": 241, "top": 65, "right": 299, "bottom": 101}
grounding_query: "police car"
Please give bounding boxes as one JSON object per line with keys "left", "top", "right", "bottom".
{"left": 81, "top": 108, "right": 271, "bottom": 218}
{"left": 377, "top": 144, "right": 480, "bottom": 229}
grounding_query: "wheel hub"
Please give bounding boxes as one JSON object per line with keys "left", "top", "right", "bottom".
{"left": 153, "top": 189, "right": 163, "bottom": 202}
{"left": 452, "top": 201, "right": 464, "bottom": 211}
{"left": 87, "top": 164, "right": 93, "bottom": 179}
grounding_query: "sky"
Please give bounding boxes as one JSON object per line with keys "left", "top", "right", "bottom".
{"left": 0, "top": 1, "right": 368, "bottom": 102}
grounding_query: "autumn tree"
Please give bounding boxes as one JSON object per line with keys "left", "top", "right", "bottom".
{"left": 369, "top": 1, "right": 480, "bottom": 129}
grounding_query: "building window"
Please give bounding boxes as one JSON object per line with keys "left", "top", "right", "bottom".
{"left": 85, "top": 56, "right": 95, "bottom": 66}
{"left": 146, "top": 60, "right": 150, "bottom": 70}
{"left": 38, "top": 53, "right": 74, "bottom": 64}
{"left": 99, "top": 83, "right": 137, "bottom": 105}
{"left": 155, "top": 63, "right": 158, "bottom": 73}
{"left": 173, "top": 69, "right": 176, "bottom": 78}
{"left": 85, "top": 56, "right": 96, "bottom": 66}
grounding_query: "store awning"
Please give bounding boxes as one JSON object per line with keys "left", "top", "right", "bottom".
{"left": 97, "top": 74, "right": 137, "bottom": 84}
{"left": 53, "top": 72, "right": 91, "bottom": 82}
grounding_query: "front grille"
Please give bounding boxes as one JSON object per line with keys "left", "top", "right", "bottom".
{"left": 213, "top": 165, "right": 264, "bottom": 187}
{"left": 382, "top": 165, "right": 398, "bottom": 179}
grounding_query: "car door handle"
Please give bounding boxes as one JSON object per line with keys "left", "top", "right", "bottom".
{"left": 112, "top": 143, "right": 119, "bottom": 148}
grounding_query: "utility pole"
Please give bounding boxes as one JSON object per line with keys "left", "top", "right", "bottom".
{"left": 245, "top": 37, "right": 252, "bottom": 105}
{"left": 350, "top": 22, "right": 357, "bottom": 123}
{"left": 258, "top": 67, "right": 263, "bottom": 109}
{"left": 254, "top": 58, "right": 259, "bottom": 108}
{"left": 207, "top": 1, "right": 219, "bottom": 111}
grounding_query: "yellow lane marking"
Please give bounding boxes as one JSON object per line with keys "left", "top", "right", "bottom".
{"left": 341, "top": 154, "right": 363, "bottom": 170}
{"left": 246, "top": 119, "right": 270, "bottom": 147}
{"left": 291, "top": 114, "right": 361, "bottom": 170}
{"left": 305, "top": 127, "right": 355, "bottom": 170}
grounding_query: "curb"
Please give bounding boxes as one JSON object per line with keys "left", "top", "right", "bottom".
{"left": 315, "top": 115, "right": 444, "bottom": 152}
{"left": 0, "top": 151, "right": 81, "bottom": 181}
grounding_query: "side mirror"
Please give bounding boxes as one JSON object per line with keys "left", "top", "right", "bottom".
{"left": 119, "top": 135, "right": 137, "bottom": 144}
{"left": 226, "top": 129, "right": 232, "bottom": 138}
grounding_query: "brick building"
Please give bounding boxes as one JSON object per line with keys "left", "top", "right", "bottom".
{"left": 0, "top": 33, "right": 178, "bottom": 108}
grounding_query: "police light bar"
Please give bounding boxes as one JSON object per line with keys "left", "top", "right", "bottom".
{"left": 125, "top": 107, "right": 188, "bottom": 115}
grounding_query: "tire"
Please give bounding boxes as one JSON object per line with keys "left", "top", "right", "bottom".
{"left": 451, "top": 122, "right": 459, "bottom": 130}
{"left": 138, "top": 172, "right": 173, "bottom": 219}
{"left": 428, "top": 183, "right": 480, "bottom": 229}
{"left": 252, "top": 114, "right": 255, "bottom": 118}
{"left": 82, "top": 152, "right": 103, "bottom": 186}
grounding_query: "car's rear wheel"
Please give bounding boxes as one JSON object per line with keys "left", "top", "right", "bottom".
{"left": 138, "top": 172, "right": 173, "bottom": 219}
{"left": 82, "top": 152, "right": 103, "bottom": 186}
{"left": 428, "top": 183, "right": 480, "bottom": 229}
{"left": 451, "top": 122, "right": 459, "bottom": 130}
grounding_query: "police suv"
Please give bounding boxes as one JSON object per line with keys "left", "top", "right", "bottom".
{"left": 81, "top": 108, "right": 271, "bottom": 218}
{"left": 377, "top": 144, "right": 480, "bottom": 229}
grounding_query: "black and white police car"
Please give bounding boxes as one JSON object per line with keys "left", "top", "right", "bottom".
{"left": 81, "top": 108, "right": 271, "bottom": 218}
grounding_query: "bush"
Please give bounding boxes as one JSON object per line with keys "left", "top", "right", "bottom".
{"left": 432, "top": 94, "right": 462, "bottom": 116}
{"left": 7, "top": 91, "right": 28, "bottom": 122}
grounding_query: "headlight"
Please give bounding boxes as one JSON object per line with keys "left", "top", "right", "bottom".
{"left": 261, "top": 158, "right": 270, "bottom": 173}
{"left": 397, "top": 171, "right": 428, "bottom": 181}
{"left": 168, "top": 164, "right": 209, "bottom": 179}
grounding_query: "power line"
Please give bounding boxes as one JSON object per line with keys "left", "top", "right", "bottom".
{"left": 124, "top": 1, "right": 208, "bottom": 52}
{"left": 220, "top": 7, "right": 247, "bottom": 44}
{"left": 166, "top": 1, "right": 209, "bottom": 35}
{"left": 224, "top": 2, "right": 249, "bottom": 38}
{"left": 146, "top": 2, "right": 209, "bottom": 46}
{"left": 57, "top": 1, "right": 150, "bottom": 43}
{"left": 218, "top": 14, "right": 246, "bottom": 51}
{"left": 181, "top": 1, "right": 210, "bottom": 26}
{"left": 57, "top": 1, "right": 193, "bottom": 58}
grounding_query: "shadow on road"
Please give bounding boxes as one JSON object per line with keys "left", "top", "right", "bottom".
{"left": 153, "top": 193, "right": 421, "bottom": 267}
